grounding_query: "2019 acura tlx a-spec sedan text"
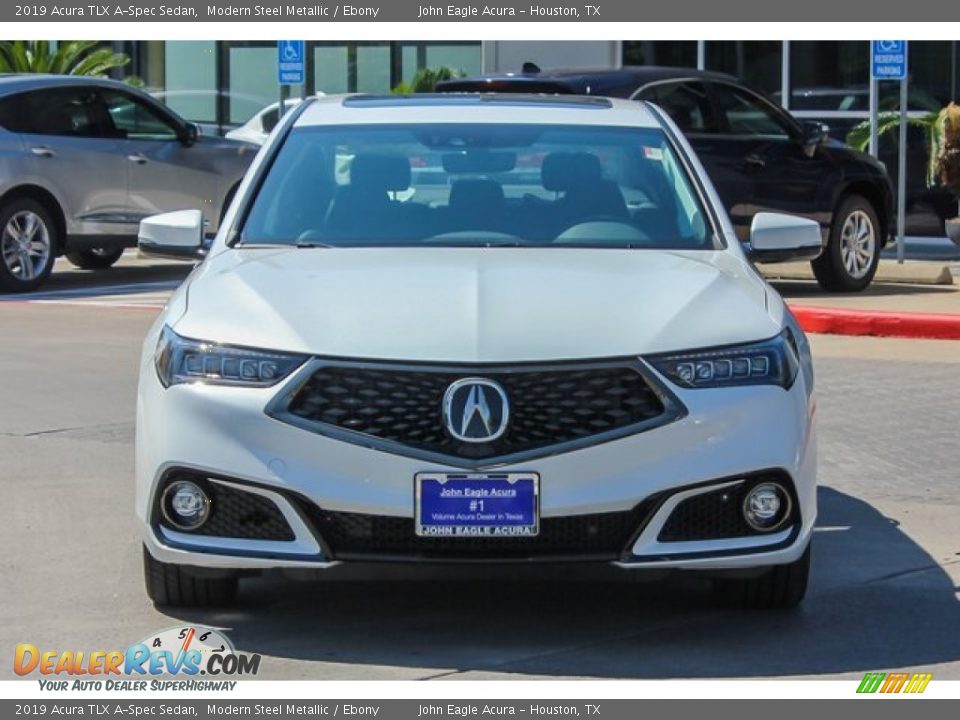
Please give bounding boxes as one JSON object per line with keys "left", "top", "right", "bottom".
{"left": 136, "top": 94, "right": 819, "bottom": 610}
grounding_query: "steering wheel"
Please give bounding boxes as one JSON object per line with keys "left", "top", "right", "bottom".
{"left": 554, "top": 217, "right": 651, "bottom": 245}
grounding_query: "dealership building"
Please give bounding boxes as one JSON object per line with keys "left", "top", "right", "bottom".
{"left": 114, "top": 39, "right": 959, "bottom": 234}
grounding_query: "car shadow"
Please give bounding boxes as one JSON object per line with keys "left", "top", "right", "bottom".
{"left": 2, "top": 259, "right": 193, "bottom": 301}
{"left": 159, "top": 486, "right": 960, "bottom": 679}
{"left": 771, "top": 279, "right": 956, "bottom": 299}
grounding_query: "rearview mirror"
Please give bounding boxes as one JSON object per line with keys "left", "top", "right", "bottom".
{"left": 442, "top": 151, "right": 517, "bottom": 174}
{"left": 139, "top": 209, "right": 205, "bottom": 261}
{"left": 748, "top": 212, "right": 823, "bottom": 263}
{"left": 179, "top": 122, "right": 200, "bottom": 147}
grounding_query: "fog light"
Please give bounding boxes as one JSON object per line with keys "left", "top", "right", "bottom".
{"left": 161, "top": 480, "right": 211, "bottom": 530}
{"left": 742, "top": 482, "right": 791, "bottom": 532}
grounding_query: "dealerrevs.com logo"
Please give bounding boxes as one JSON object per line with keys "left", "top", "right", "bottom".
{"left": 14, "top": 626, "right": 260, "bottom": 691}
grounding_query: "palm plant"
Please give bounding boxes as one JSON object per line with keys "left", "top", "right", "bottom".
{"left": 846, "top": 104, "right": 960, "bottom": 193}
{"left": 847, "top": 103, "right": 960, "bottom": 241}
{"left": 845, "top": 108, "right": 950, "bottom": 188}
{"left": 0, "top": 40, "right": 132, "bottom": 78}
{"left": 391, "top": 66, "right": 464, "bottom": 94}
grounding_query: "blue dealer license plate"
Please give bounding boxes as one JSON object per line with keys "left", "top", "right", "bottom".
{"left": 415, "top": 473, "right": 539, "bottom": 537}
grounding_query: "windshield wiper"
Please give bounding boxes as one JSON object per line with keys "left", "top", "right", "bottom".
{"left": 295, "top": 239, "right": 336, "bottom": 248}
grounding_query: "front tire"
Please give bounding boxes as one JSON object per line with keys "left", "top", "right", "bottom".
{"left": 711, "top": 545, "right": 810, "bottom": 610}
{"left": 143, "top": 546, "right": 239, "bottom": 608}
{"left": 0, "top": 198, "right": 58, "bottom": 293}
{"left": 65, "top": 246, "right": 124, "bottom": 270}
{"left": 811, "top": 195, "right": 881, "bottom": 292}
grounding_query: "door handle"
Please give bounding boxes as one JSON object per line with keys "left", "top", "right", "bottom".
{"left": 127, "top": 153, "right": 148, "bottom": 165}
{"left": 30, "top": 146, "right": 55, "bottom": 158}
{"left": 744, "top": 153, "right": 766, "bottom": 168}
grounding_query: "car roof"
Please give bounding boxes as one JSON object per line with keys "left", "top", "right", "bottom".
{"left": 437, "top": 66, "right": 739, "bottom": 97}
{"left": 0, "top": 73, "right": 133, "bottom": 94}
{"left": 294, "top": 93, "right": 663, "bottom": 128}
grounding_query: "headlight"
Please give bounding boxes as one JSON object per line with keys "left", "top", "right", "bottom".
{"left": 647, "top": 331, "right": 799, "bottom": 390}
{"left": 154, "top": 325, "right": 306, "bottom": 388}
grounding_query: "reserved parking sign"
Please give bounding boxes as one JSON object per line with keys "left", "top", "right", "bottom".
{"left": 278, "top": 40, "right": 305, "bottom": 84}
{"left": 872, "top": 40, "right": 907, "bottom": 79}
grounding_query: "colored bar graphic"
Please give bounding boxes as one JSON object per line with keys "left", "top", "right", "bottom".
{"left": 857, "top": 672, "right": 885, "bottom": 693}
{"left": 857, "top": 671, "right": 932, "bottom": 694}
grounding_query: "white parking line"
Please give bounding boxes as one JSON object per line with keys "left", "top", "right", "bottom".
{"left": 2, "top": 279, "right": 181, "bottom": 300}
{"left": 1, "top": 280, "right": 179, "bottom": 309}
{"left": 28, "top": 296, "right": 169, "bottom": 310}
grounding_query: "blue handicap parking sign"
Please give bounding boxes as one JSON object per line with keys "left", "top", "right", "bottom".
{"left": 872, "top": 41, "right": 907, "bottom": 80}
{"left": 278, "top": 40, "right": 305, "bottom": 85}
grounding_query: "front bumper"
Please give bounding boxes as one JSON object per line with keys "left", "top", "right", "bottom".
{"left": 137, "top": 353, "right": 816, "bottom": 573}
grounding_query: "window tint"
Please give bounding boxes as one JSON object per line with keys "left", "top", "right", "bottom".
{"left": 261, "top": 107, "right": 280, "bottom": 133}
{"left": 710, "top": 84, "right": 794, "bottom": 139}
{"left": 0, "top": 88, "right": 104, "bottom": 137}
{"left": 0, "top": 96, "right": 17, "bottom": 132}
{"left": 641, "top": 82, "right": 717, "bottom": 134}
{"left": 241, "top": 124, "right": 712, "bottom": 251}
{"left": 100, "top": 91, "right": 179, "bottom": 141}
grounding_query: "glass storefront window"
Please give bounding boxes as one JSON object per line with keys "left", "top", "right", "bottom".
{"left": 314, "top": 45, "right": 350, "bottom": 94}
{"left": 879, "top": 41, "right": 955, "bottom": 112}
{"left": 705, "top": 41, "right": 782, "bottom": 96}
{"left": 789, "top": 41, "right": 869, "bottom": 111}
{"left": 623, "top": 41, "right": 697, "bottom": 68}
{"left": 356, "top": 44, "right": 391, "bottom": 93}
{"left": 401, "top": 45, "right": 419, "bottom": 86}
{"left": 425, "top": 44, "right": 481, "bottom": 75}
{"left": 160, "top": 41, "right": 217, "bottom": 123}
{"left": 227, "top": 45, "right": 277, "bottom": 124}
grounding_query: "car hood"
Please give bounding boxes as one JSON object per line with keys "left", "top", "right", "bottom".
{"left": 174, "top": 247, "right": 780, "bottom": 362}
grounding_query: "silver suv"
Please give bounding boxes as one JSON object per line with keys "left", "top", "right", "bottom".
{"left": 0, "top": 75, "right": 258, "bottom": 292}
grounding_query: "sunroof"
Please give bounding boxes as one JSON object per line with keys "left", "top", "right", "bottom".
{"left": 341, "top": 93, "right": 613, "bottom": 109}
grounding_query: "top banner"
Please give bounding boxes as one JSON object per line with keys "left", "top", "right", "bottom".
{"left": 3, "top": 0, "right": 951, "bottom": 22}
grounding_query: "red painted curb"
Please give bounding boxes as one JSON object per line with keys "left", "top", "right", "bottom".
{"left": 789, "top": 304, "right": 960, "bottom": 340}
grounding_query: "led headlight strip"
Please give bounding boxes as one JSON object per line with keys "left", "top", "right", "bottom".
{"left": 155, "top": 325, "right": 306, "bottom": 388}
{"left": 647, "top": 331, "right": 800, "bottom": 390}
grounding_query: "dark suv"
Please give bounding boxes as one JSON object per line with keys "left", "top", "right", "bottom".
{"left": 440, "top": 66, "right": 895, "bottom": 291}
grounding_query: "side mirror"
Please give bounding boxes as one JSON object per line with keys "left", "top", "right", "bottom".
{"left": 139, "top": 209, "right": 205, "bottom": 261}
{"left": 801, "top": 120, "right": 829, "bottom": 157}
{"left": 179, "top": 122, "right": 200, "bottom": 147}
{"left": 748, "top": 212, "right": 823, "bottom": 263}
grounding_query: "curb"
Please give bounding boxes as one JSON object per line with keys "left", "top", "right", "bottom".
{"left": 789, "top": 304, "right": 960, "bottom": 340}
{"left": 762, "top": 260, "right": 954, "bottom": 286}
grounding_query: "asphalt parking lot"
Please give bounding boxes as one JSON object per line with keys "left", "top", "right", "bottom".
{"left": 1, "top": 253, "right": 959, "bottom": 681}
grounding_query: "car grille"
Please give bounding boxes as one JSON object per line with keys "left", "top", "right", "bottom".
{"left": 189, "top": 481, "right": 294, "bottom": 541}
{"left": 301, "top": 500, "right": 660, "bottom": 561}
{"left": 279, "top": 361, "right": 671, "bottom": 463}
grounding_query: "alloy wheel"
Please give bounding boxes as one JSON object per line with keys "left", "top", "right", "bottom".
{"left": 839, "top": 209, "right": 876, "bottom": 280}
{"left": 1, "top": 210, "right": 51, "bottom": 281}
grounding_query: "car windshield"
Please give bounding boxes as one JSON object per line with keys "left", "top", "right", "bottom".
{"left": 240, "top": 123, "right": 714, "bottom": 250}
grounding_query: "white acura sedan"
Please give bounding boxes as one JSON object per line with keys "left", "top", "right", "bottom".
{"left": 136, "top": 94, "right": 819, "bottom": 610}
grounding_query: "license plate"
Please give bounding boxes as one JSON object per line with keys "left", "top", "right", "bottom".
{"left": 415, "top": 473, "right": 539, "bottom": 537}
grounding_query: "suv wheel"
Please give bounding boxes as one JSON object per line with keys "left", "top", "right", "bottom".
{"left": 0, "top": 198, "right": 57, "bottom": 293}
{"left": 811, "top": 195, "right": 881, "bottom": 292}
{"left": 711, "top": 545, "right": 810, "bottom": 610}
{"left": 65, "top": 247, "right": 125, "bottom": 270}
{"left": 143, "top": 546, "right": 239, "bottom": 608}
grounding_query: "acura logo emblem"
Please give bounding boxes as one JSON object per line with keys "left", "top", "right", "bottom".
{"left": 442, "top": 378, "right": 510, "bottom": 443}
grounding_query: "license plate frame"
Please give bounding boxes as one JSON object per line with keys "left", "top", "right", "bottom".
{"left": 414, "top": 472, "right": 540, "bottom": 538}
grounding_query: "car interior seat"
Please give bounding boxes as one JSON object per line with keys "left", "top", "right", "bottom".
{"left": 325, "top": 153, "right": 412, "bottom": 241}
{"left": 445, "top": 178, "right": 509, "bottom": 234}
{"left": 541, "top": 152, "right": 629, "bottom": 233}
